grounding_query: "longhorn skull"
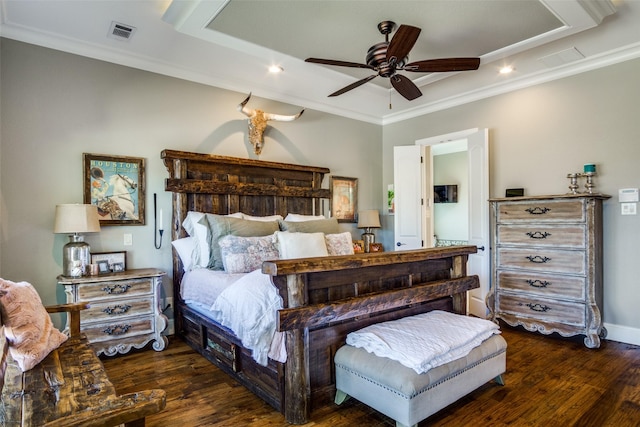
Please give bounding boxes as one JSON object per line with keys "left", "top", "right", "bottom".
{"left": 237, "top": 93, "right": 304, "bottom": 155}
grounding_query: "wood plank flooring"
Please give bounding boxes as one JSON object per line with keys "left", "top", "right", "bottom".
{"left": 103, "top": 324, "right": 640, "bottom": 426}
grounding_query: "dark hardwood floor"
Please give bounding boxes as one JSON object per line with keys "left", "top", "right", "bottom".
{"left": 103, "top": 324, "right": 640, "bottom": 426}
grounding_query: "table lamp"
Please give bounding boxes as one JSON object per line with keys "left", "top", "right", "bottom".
{"left": 54, "top": 204, "right": 101, "bottom": 277}
{"left": 357, "top": 210, "right": 381, "bottom": 253}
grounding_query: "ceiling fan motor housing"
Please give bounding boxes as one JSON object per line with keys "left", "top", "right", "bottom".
{"left": 366, "top": 42, "right": 407, "bottom": 77}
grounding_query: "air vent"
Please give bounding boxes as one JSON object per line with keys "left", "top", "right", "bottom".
{"left": 108, "top": 21, "right": 136, "bottom": 42}
{"left": 539, "top": 47, "right": 585, "bottom": 68}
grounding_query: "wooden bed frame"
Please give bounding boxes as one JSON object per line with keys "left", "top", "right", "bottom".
{"left": 162, "top": 150, "right": 479, "bottom": 424}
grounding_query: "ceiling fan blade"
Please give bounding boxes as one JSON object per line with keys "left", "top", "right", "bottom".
{"left": 305, "top": 58, "right": 373, "bottom": 69}
{"left": 390, "top": 74, "right": 422, "bottom": 101}
{"left": 328, "top": 75, "right": 377, "bottom": 97}
{"left": 386, "top": 25, "right": 421, "bottom": 65}
{"left": 404, "top": 58, "right": 481, "bottom": 72}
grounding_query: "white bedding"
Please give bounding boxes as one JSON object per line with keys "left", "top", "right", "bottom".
{"left": 181, "top": 268, "right": 285, "bottom": 366}
{"left": 346, "top": 310, "right": 500, "bottom": 374}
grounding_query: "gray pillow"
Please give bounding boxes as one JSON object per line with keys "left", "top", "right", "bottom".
{"left": 202, "top": 214, "right": 279, "bottom": 270}
{"left": 278, "top": 218, "right": 340, "bottom": 234}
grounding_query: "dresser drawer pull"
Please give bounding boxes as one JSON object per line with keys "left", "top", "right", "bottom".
{"left": 526, "top": 231, "right": 551, "bottom": 239}
{"left": 101, "top": 284, "right": 131, "bottom": 295}
{"left": 526, "top": 255, "right": 551, "bottom": 263}
{"left": 526, "top": 279, "right": 551, "bottom": 288}
{"left": 525, "top": 207, "right": 550, "bottom": 215}
{"left": 102, "top": 304, "right": 132, "bottom": 315}
{"left": 525, "top": 303, "right": 551, "bottom": 312}
{"left": 103, "top": 324, "right": 131, "bottom": 335}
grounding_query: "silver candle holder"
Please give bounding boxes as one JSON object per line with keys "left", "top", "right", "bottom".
{"left": 567, "top": 168, "right": 597, "bottom": 194}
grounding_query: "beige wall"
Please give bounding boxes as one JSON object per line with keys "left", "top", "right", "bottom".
{"left": 0, "top": 39, "right": 381, "bottom": 318}
{"left": 383, "top": 57, "right": 640, "bottom": 343}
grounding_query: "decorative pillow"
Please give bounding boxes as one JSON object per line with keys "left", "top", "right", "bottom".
{"left": 284, "top": 213, "right": 326, "bottom": 222}
{"left": 218, "top": 234, "right": 280, "bottom": 274}
{"left": 203, "top": 214, "right": 280, "bottom": 270}
{"left": 241, "top": 213, "right": 284, "bottom": 222}
{"left": 278, "top": 218, "right": 340, "bottom": 234}
{"left": 182, "top": 212, "right": 244, "bottom": 269}
{"left": 0, "top": 279, "right": 68, "bottom": 372}
{"left": 275, "top": 231, "right": 329, "bottom": 259}
{"left": 325, "top": 232, "right": 355, "bottom": 256}
{"left": 171, "top": 237, "right": 196, "bottom": 271}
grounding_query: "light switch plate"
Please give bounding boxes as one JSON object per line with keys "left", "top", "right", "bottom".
{"left": 621, "top": 203, "right": 637, "bottom": 215}
{"left": 124, "top": 233, "right": 133, "bottom": 245}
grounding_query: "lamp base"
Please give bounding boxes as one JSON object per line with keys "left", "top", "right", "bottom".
{"left": 362, "top": 232, "right": 375, "bottom": 253}
{"left": 62, "top": 234, "right": 90, "bottom": 278}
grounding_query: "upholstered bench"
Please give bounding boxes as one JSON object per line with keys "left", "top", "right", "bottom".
{"left": 334, "top": 314, "right": 507, "bottom": 427}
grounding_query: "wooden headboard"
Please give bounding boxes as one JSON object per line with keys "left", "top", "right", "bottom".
{"left": 161, "top": 149, "right": 331, "bottom": 280}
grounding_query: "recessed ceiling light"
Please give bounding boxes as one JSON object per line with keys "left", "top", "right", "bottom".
{"left": 269, "top": 65, "right": 284, "bottom": 73}
{"left": 499, "top": 66, "right": 514, "bottom": 74}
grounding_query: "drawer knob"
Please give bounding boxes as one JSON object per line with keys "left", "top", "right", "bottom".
{"left": 526, "top": 255, "right": 551, "bottom": 263}
{"left": 103, "top": 324, "right": 131, "bottom": 335}
{"left": 103, "top": 304, "right": 132, "bottom": 315}
{"left": 525, "top": 303, "right": 551, "bottom": 312}
{"left": 526, "top": 279, "right": 551, "bottom": 288}
{"left": 101, "top": 284, "right": 131, "bottom": 294}
{"left": 525, "top": 207, "right": 550, "bottom": 215}
{"left": 526, "top": 231, "right": 551, "bottom": 239}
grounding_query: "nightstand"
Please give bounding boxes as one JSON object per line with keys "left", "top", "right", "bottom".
{"left": 57, "top": 268, "right": 168, "bottom": 356}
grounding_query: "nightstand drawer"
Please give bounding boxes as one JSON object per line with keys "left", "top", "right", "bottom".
{"left": 497, "top": 270, "right": 585, "bottom": 300}
{"left": 497, "top": 224, "right": 585, "bottom": 248}
{"left": 496, "top": 200, "right": 584, "bottom": 223}
{"left": 82, "top": 316, "right": 154, "bottom": 343}
{"left": 81, "top": 298, "right": 153, "bottom": 323}
{"left": 497, "top": 247, "right": 585, "bottom": 275}
{"left": 77, "top": 277, "right": 153, "bottom": 301}
{"left": 497, "top": 293, "right": 585, "bottom": 327}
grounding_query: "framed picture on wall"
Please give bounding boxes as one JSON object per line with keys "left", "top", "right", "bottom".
{"left": 83, "top": 153, "right": 146, "bottom": 226}
{"left": 331, "top": 176, "right": 358, "bottom": 223}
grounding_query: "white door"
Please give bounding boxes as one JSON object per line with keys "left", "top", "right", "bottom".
{"left": 395, "top": 129, "right": 490, "bottom": 317}
{"left": 393, "top": 145, "right": 432, "bottom": 250}
{"left": 466, "top": 129, "right": 490, "bottom": 318}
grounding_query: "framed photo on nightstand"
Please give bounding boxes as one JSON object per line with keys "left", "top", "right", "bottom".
{"left": 91, "top": 251, "right": 126, "bottom": 273}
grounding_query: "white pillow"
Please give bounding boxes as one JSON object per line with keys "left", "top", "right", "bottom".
{"left": 325, "top": 232, "right": 355, "bottom": 256}
{"left": 241, "top": 213, "right": 284, "bottom": 222}
{"left": 275, "top": 231, "right": 328, "bottom": 259}
{"left": 182, "top": 212, "right": 209, "bottom": 269}
{"left": 284, "top": 213, "right": 326, "bottom": 222}
{"left": 171, "top": 237, "right": 196, "bottom": 271}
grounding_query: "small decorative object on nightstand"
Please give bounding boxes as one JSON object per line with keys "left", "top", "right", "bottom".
{"left": 357, "top": 209, "right": 381, "bottom": 253}
{"left": 57, "top": 268, "right": 168, "bottom": 356}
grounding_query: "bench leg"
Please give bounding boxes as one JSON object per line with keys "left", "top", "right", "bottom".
{"left": 335, "top": 389, "right": 350, "bottom": 405}
{"left": 494, "top": 374, "right": 505, "bottom": 386}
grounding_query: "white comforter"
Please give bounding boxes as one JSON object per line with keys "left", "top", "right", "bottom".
{"left": 346, "top": 310, "right": 500, "bottom": 374}
{"left": 209, "top": 269, "right": 285, "bottom": 366}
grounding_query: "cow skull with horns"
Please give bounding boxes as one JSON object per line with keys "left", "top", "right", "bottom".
{"left": 237, "top": 93, "right": 304, "bottom": 155}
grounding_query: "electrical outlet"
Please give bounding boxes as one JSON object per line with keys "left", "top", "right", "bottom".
{"left": 124, "top": 233, "right": 133, "bottom": 245}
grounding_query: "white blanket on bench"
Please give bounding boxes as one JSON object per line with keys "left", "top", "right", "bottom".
{"left": 346, "top": 310, "right": 500, "bottom": 374}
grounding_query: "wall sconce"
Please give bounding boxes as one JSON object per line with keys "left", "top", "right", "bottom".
{"left": 54, "top": 204, "right": 101, "bottom": 277}
{"left": 357, "top": 210, "right": 381, "bottom": 253}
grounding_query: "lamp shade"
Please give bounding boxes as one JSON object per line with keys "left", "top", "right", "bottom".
{"left": 357, "top": 210, "right": 381, "bottom": 229}
{"left": 54, "top": 204, "right": 101, "bottom": 234}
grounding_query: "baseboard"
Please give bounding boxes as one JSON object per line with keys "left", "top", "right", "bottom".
{"left": 603, "top": 322, "right": 640, "bottom": 346}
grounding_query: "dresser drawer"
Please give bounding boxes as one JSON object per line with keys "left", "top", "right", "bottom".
{"left": 497, "top": 293, "right": 585, "bottom": 327}
{"left": 497, "top": 270, "right": 585, "bottom": 300}
{"left": 76, "top": 278, "right": 153, "bottom": 302}
{"left": 497, "top": 247, "right": 585, "bottom": 275}
{"left": 81, "top": 298, "right": 153, "bottom": 324}
{"left": 82, "top": 316, "right": 154, "bottom": 343}
{"left": 497, "top": 224, "right": 585, "bottom": 248}
{"left": 496, "top": 200, "right": 584, "bottom": 223}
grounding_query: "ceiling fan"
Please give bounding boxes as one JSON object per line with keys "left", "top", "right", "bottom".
{"left": 305, "top": 21, "right": 481, "bottom": 101}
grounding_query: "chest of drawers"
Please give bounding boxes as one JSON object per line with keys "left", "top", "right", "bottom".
{"left": 487, "top": 194, "right": 609, "bottom": 348}
{"left": 58, "top": 268, "right": 168, "bottom": 356}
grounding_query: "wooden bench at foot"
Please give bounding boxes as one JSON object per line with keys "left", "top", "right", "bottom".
{"left": 0, "top": 302, "right": 166, "bottom": 427}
